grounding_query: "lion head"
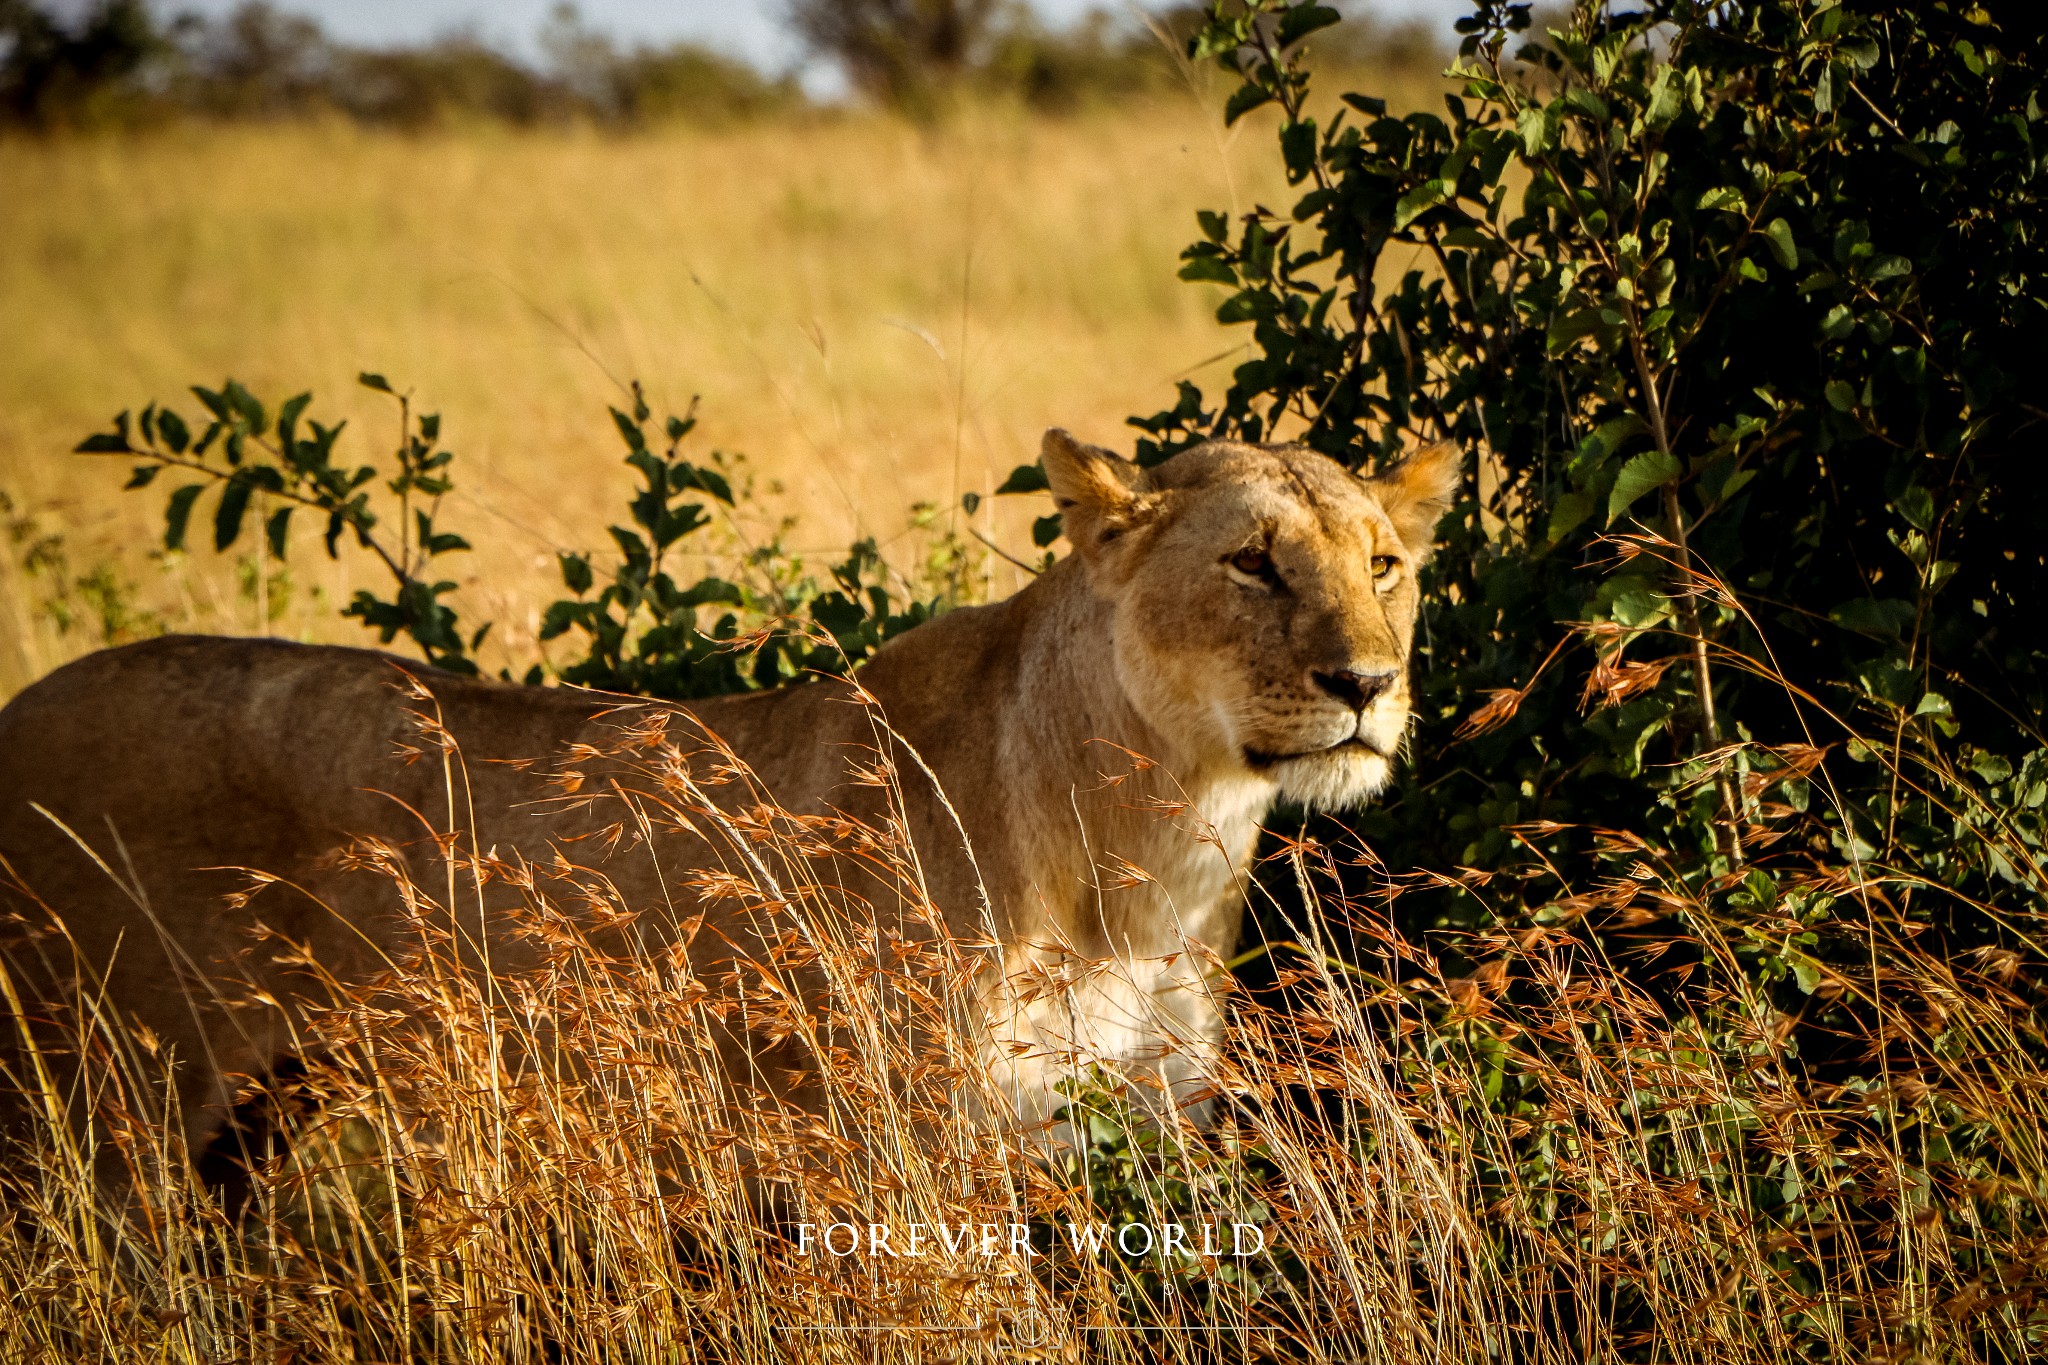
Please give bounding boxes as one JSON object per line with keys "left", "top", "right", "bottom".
{"left": 1041, "top": 428, "right": 1461, "bottom": 809}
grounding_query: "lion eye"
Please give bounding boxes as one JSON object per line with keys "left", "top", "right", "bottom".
{"left": 1370, "top": 556, "right": 1399, "bottom": 581}
{"left": 1229, "top": 547, "right": 1273, "bottom": 577}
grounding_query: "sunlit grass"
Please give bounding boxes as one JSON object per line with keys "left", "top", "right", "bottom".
{"left": 0, "top": 96, "right": 1332, "bottom": 694}
{"left": 6, "top": 690, "right": 2046, "bottom": 1361}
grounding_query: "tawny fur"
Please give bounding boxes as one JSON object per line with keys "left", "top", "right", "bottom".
{"left": 0, "top": 432, "right": 1459, "bottom": 1157}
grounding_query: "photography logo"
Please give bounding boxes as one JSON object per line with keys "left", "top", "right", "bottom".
{"left": 776, "top": 1218, "right": 1274, "bottom": 1342}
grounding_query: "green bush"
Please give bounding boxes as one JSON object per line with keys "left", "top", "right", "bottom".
{"left": 995, "top": 0, "right": 2043, "bottom": 1355}
{"left": 78, "top": 375, "right": 947, "bottom": 692}
{"left": 1123, "top": 0, "right": 2045, "bottom": 976}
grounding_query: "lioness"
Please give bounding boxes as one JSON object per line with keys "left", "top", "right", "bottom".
{"left": 0, "top": 430, "right": 1456, "bottom": 1173}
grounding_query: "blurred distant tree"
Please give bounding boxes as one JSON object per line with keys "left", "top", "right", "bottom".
{"left": 795, "top": 0, "right": 1444, "bottom": 115}
{"left": 174, "top": 2, "right": 331, "bottom": 118}
{"left": 0, "top": 0, "right": 802, "bottom": 131}
{"left": 982, "top": 8, "right": 1181, "bottom": 111}
{"left": 0, "top": 0, "right": 158, "bottom": 128}
{"left": 788, "top": 0, "right": 1002, "bottom": 107}
{"left": 541, "top": 3, "right": 799, "bottom": 125}
{"left": 338, "top": 36, "right": 566, "bottom": 127}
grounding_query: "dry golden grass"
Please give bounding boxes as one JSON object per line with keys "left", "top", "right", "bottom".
{"left": 8, "top": 696, "right": 2047, "bottom": 1361}
{"left": 0, "top": 95, "right": 1338, "bottom": 696}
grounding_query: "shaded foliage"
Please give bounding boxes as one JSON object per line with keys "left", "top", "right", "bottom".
{"left": 1123, "top": 0, "right": 2048, "bottom": 956}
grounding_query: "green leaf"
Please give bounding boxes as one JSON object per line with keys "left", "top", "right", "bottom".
{"left": 164, "top": 484, "right": 205, "bottom": 552}
{"left": 214, "top": 477, "right": 252, "bottom": 551}
{"left": 1546, "top": 307, "right": 1615, "bottom": 356}
{"left": 609, "top": 526, "right": 650, "bottom": 565}
{"left": 1279, "top": 118, "right": 1319, "bottom": 183}
{"left": 1895, "top": 485, "right": 1934, "bottom": 532}
{"left": 679, "top": 576, "right": 744, "bottom": 608}
{"left": 610, "top": 407, "right": 648, "bottom": 451}
{"left": 539, "top": 599, "right": 584, "bottom": 642}
{"left": 265, "top": 506, "right": 293, "bottom": 560}
{"left": 1393, "top": 178, "right": 1453, "bottom": 230}
{"left": 682, "top": 465, "right": 734, "bottom": 505}
{"left": 1643, "top": 66, "right": 1685, "bottom": 128}
{"left": 1824, "top": 379, "right": 1857, "bottom": 411}
{"left": 1763, "top": 218, "right": 1799, "bottom": 269}
{"left": 76, "top": 431, "right": 134, "bottom": 454}
{"left": 1196, "top": 209, "right": 1229, "bottom": 244}
{"left": 1223, "top": 82, "right": 1275, "bottom": 127}
{"left": 1695, "top": 186, "right": 1747, "bottom": 214}
{"left": 654, "top": 506, "right": 709, "bottom": 547}
{"left": 1971, "top": 751, "right": 2014, "bottom": 784}
{"left": 1582, "top": 693, "right": 1673, "bottom": 776}
{"left": 223, "top": 380, "right": 266, "bottom": 433}
{"left": 358, "top": 372, "right": 393, "bottom": 393}
{"left": 559, "top": 552, "right": 594, "bottom": 595}
{"left": 1839, "top": 35, "right": 1880, "bottom": 70}
{"left": 277, "top": 392, "right": 312, "bottom": 443}
{"left": 157, "top": 408, "right": 191, "bottom": 454}
{"left": 1179, "top": 254, "right": 1239, "bottom": 285}
{"left": 1032, "top": 513, "right": 1064, "bottom": 547}
{"left": 1606, "top": 449, "right": 1682, "bottom": 524}
{"left": 1601, "top": 577, "right": 1673, "bottom": 630}
{"left": 1830, "top": 597, "right": 1916, "bottom": 640}
{"left": 1560, "top": 87, "right": 1609, "bottom": 122}
{"left": 995, "top": 463, "right": 1049, "bottom": 496}
{"left": 1912, "top": 691, "right": 1951, "bottom": 718}
{"left": 1276, "top": 4, "right": 1340, "bottom": 48}
{"left": 1546, "top": 489, "right": 1595, "bottom": 544}
{"left": 1588, "top": 411, "right": 1649, "bottom": 459}
{"left": 191, "top": 386, "right": 231, "bottom": 423}
{"left": 1215, "top": 290, "right": 1262, "bottom": 324}
{"left": 1515, "top": 104, "right": 1556, "bottom": 155}
{"left": 124, "top": 464, "right": 160, "bottom": 489}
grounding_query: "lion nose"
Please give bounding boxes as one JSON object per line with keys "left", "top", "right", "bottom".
{"left": 1312, "top": 668, "right": 1396, "bottom": 712}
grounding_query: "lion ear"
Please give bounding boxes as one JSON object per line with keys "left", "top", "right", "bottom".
{"left": 1041, "top": 429, "right": 1152, "bottom": 553}
{"left": 1366, "top": 440, "right": 1462, "bottom": 560}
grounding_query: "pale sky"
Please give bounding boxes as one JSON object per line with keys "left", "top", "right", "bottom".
{"left": 150, "top": 0, "right": 1461, "bottom": 77}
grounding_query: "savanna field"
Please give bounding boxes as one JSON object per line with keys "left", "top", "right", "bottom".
{"left": 4, "top": 1, "right": 2048, "bottom": 1361}
{"left": 0, "top": 98, "right": 1313, "bottom": 695}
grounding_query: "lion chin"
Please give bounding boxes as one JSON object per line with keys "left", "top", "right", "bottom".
{"left": 1263, "top": 743, "right": 1395, "bottom": 811}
